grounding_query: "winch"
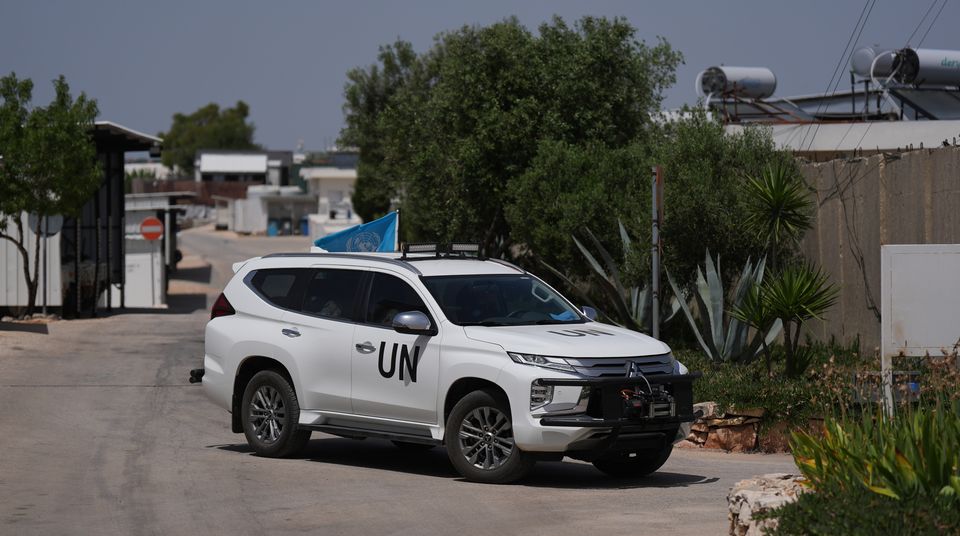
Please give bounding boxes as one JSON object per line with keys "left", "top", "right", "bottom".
{"left": 621, "top": 362, "right": 676, "bottom": 419}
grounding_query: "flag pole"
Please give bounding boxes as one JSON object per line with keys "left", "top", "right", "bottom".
{"left": 395, "top": 208, "right": 400, "bottom": 252}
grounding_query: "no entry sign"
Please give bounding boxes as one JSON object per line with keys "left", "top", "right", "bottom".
{"left": 140, "top": 216, "right": 164, "bottom": 241}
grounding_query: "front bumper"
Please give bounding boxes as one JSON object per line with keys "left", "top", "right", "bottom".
{"left": 535, "top": 372, "right": 700, "bottom": 460}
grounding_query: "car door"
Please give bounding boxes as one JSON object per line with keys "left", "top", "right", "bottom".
{"left": 280, "top": 267, "right": 366, "bottom": 413}
{"left": 351, "top": 271, "right": 440, "bottom": 424}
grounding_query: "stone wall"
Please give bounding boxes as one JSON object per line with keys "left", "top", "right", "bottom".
{"left": 799, "top": 146, "right": 960, "bottom": 349}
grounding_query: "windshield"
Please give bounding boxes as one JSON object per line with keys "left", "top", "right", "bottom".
{"left": 422, "top": 274, "right": 585, "bottom": 327}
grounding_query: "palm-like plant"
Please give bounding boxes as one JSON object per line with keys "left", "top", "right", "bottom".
{"left": 667, "top": 250, "right": 781, "bottom": 363}
{"left": 745, "top": 162, "right": 813, "bottom": 270}
{"left": 730, "top": 283, "right": 778, "bottom": 376}
{"left": 762, "top": 262, "right": 839, "bottom": 377}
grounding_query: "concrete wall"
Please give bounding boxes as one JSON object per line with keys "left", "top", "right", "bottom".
{"left": 800, "top": 146, "right": 960, "bottom": 349}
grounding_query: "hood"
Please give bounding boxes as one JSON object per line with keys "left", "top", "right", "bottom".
{"left": 463, "top": 322, "right": 670, "bottom": 358}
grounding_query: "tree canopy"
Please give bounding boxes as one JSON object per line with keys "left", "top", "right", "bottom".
{"left": 341, "top": 16, "right": 795, "bottom": 295}
{"left": 0, "top": 72, "right": 101, "bottom": 313}
{"left": 159, "top": 101, "right": 259, "bottom": 176}
{"left": 340, "top": 16, "right": 682, "bottom": 257}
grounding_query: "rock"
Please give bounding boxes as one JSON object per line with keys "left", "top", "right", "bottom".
{"left": 694, "top": 401, "right": 721, "bottom": 419}
{"left": 728, "top": 473, "right": 806, "bottom": 536}
{"left": 690, "top": 422, "right": 710, "bottom": 433}
{"left": 674, "top": 439, "right": 700, "bottom": 449}
{"left": 1, "top": 316, "right": 12, "bottom": 322}
{"left": 706, "top": 416, "right": 761, "bottom": 427}
{"left": 704, "top": 423, "right": 757, "bottom": 452}
{"left": 687, "top": 429, "right": 708, "bottom": 444}
{"left": 728, "top": 406, "right": 766, "bottom": 418}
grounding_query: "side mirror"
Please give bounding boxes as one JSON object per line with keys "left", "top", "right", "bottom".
{"left": 581, "top": 306, "right": 598, "bottom": 321}
{"left": 392, "top": 311, "right": 435, "bottom": 335}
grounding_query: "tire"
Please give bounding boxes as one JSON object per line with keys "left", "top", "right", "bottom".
{"left": 241, "top": 370, "right": 311, "bottom": 458}
{"left": 391, "top": 440, "right": 435, "bottom": 451}
{"left": 592, "top": 443, "right": 674, "bottom": 478}
{"left": 445, "top": 390, "right": 535, "bottom": 483}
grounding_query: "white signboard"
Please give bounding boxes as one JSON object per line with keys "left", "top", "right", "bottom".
{"left": 882, "top": 244, "right": 960, "bottom": 358}
{"left": 881, "top": 244, "right": 960, "bottom": 414}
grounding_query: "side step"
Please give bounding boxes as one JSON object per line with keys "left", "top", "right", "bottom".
{"left": 299, "top": 423, "right": 442, "bottom": 446}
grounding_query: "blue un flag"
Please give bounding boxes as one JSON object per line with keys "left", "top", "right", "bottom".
{"left": 313, "top": 211, "right": 398, "bottom": 252}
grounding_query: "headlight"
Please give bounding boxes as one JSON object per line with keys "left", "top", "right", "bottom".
{"left": 507, "top": 352, "right": 576, "bottom": 373}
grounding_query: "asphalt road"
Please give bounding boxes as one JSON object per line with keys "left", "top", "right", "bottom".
{"left": 0, "top": 226, "right": 797, "bottom": 536}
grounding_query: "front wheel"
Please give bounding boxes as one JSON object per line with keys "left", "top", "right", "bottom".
{"left": 445, "top": 390, "right": 534, "bottom": 484}
{"left": 241, "top": 370, "right": 311, "bottom": 458}
{"left": 592, "top": 443, "right": 674, "bottom": 478}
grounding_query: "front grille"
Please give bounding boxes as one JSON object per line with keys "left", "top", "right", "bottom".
{"left": 564, "top": 354, "right": 673, "bottom": 378}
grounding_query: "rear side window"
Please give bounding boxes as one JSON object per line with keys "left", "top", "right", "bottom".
{"left": 365, "top": 273, "right": 430, "bottom": 327}
{"left": 248, "top": 269, "right": 311, "bottom": 310}
{"left": 301, "top": 269, "right": 365, "bottom": 321}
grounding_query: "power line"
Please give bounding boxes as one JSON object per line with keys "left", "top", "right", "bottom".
{"left": 800, "top": 0, "right": 876, "bottom": 152}
{"left": 905, "top": 0, "right": 939, "bottom": 46}
{"left": 918, "top": 0, "right": 949, "bottom": 47}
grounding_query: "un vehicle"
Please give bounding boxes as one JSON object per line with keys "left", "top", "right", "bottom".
{"left": 192, "top": 244, "right": 699, "bottom": 483}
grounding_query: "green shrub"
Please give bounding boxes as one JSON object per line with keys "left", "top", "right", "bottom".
{"left": 765, "top": 402, "right": 960, "bottom": 535}
{"left": 762, "top": 483, "right": 960, "bottom": 535}
{"left": 679, "top": 349, "right": 818, "bottom": 427}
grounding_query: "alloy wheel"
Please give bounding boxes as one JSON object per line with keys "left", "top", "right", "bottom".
{"left": 457, "top": 406, "right": 514, "bottom": 470}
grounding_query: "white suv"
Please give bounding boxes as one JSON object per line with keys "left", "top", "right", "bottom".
{"left": 194, "top": 245, "right": 698, "bottom": 483}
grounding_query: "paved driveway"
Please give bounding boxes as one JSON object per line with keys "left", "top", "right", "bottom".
{"left": 0, "top": 226, "right": 797, "bottom": 535}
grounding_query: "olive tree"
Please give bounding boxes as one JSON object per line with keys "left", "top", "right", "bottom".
{"left": 0, "top": 73, "right": 101, "bottom": 314}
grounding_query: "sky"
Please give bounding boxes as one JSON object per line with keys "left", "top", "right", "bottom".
{"left": 1, "top": 0, "right": 954, "bottom": 151}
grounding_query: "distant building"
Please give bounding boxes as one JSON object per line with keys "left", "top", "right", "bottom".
{"left": 194, "top": 149, "right": 292, "bottom": 186}
{"left": 124, "top": 157, "right": 172, "bottom": 180}
{"left": 298, "top": 150, "right": 362, "bottom": 238}
{"left": 1, "top": 121, "right": 163, "bottom": 316}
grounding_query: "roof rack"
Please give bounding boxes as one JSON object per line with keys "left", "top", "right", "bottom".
{"left": 401, "top": 242, "right": 485, "bottom": 261}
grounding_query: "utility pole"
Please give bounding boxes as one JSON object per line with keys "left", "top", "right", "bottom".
{"left": 651, "top": 166, "right": 663, "bottom": 338}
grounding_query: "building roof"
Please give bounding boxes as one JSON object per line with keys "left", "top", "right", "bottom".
{"left": 726, "top": 119, "right": 960, "bottom": 159}
{"left": 199, "top": 153, "right": 268, "bottom": 174}
{"left": 300, "top": 167, "right": 357, "bottom": 180}
{"left": 93, "top": 121, "right": 162, "bottom": 152}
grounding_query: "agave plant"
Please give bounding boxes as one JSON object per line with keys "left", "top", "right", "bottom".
{"left": 543, "top": 222, "right": 679, "bottom": 333}
{"left": 666, "top": 250, "right": 781, "bottom": 363}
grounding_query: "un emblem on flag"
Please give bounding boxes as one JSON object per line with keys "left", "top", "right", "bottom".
{"left": 346, "top": 231, "right": 382, "bottom": 252}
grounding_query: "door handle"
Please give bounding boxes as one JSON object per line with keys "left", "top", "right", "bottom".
{"left": 355, "top": 341, "right": 376, "bottom": 354}
{"left": 282, "top": 328, "right": 301, "bottom": 338}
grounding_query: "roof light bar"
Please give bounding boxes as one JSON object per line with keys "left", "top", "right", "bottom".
{"left": 402, "top": 242, "right": 441, "bottom": 259}
{"left": 448, "top": 242, "right": 481, "bottom": 254}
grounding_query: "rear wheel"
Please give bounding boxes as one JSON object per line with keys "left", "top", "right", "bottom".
{"left": 445, "top": 390, "right": 534, "bottom": 483}
{"left": 241, "top": 370, "right": 311, "bottom": 457}
{"left": 592, "top": 443, "right": 674, "bottom": 478}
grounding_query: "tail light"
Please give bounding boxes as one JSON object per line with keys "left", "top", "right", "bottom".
{"left": 211, "top": 293, "right": 235, "bottom": 320}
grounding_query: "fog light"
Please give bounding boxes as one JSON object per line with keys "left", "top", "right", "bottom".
{"left": 530, "top": 381, "right": 554, "bottom": 410}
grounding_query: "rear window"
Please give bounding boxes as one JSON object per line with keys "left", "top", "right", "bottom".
{"left": 302, "top": 269, "right": 366, "bottom": 321}
{"left": 248, "top": 269, "right": 310, "bottom": 310}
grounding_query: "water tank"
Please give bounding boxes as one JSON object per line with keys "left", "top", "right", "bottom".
{"left": 698, "top": 66, "right": 777, "bottom": 99}
{"left": 851, "top": 46, "right": 896, "bottom": 78}
{"left": 893, "top": 48, "right": 960, "bottom": 86}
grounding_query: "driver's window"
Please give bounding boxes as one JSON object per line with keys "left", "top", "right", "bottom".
{"left": 365, "top": 273, "right": 430, "bottom": 328}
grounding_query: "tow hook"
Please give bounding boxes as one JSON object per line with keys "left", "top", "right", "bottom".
{"left": 189, "top": 368, "right": 205, "bottom": 384}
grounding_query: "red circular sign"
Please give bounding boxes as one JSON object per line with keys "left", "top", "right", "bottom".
{"left": 140, "top": 216, "right": 164, "bottom": 241}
